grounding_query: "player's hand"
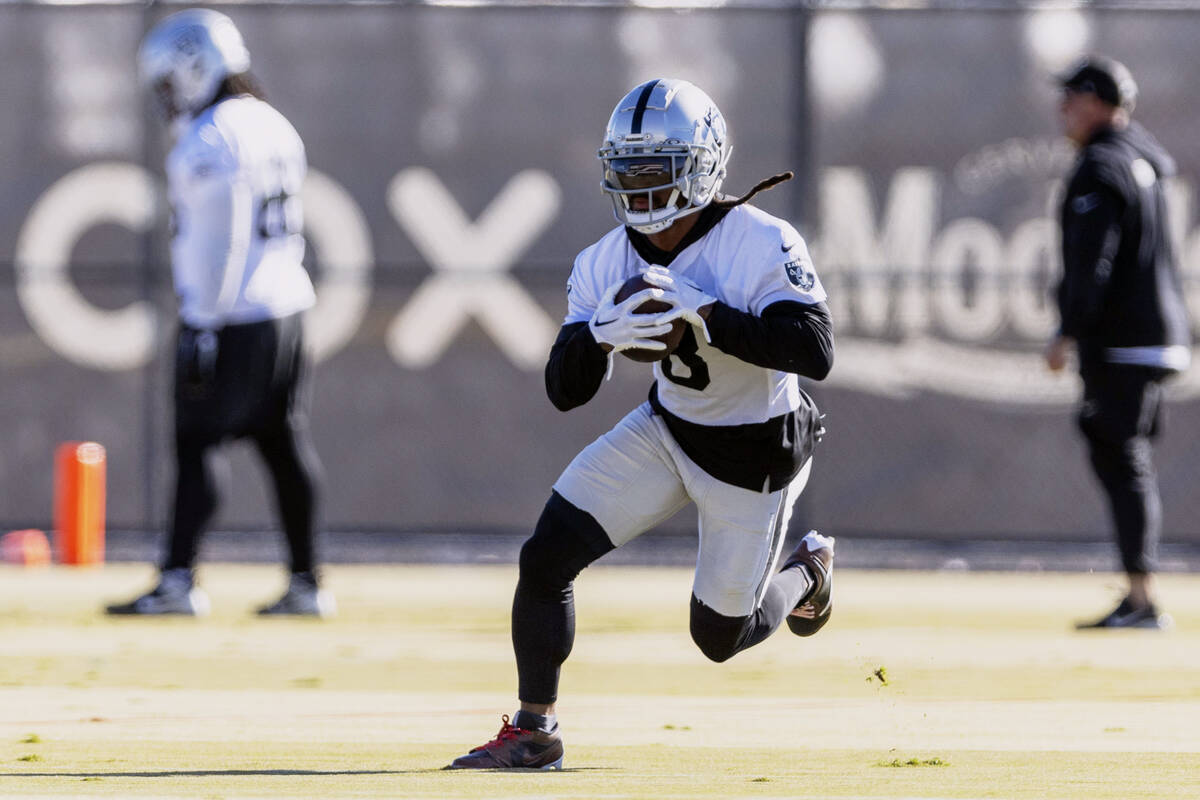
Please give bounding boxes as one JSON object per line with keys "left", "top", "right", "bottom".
{"left": 1044, "top": 335, "right": 1075, "bottom": 372}
{"left": 588, "top": 282, "right": 676, "bottom": 354}
{"left": 642, "top": 266, "right": 717, "bottom": 338}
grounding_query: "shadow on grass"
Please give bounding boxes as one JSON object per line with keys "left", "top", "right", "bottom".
{"left": 9, "top": 767, "right": 615, "bottom": 777}
{"left": 9, "top": 770, "right": 414, "bottom": 778}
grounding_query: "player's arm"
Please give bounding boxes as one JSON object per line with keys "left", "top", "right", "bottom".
{"left": 545, "top": 282, "right": 675, "bottom": 411}
{"left": 1057, "top": 165, "right": 1125, "bottom": 340}
{"left": 644, "top": 261, "right": 834, "bottom": 379}
{"left": 177, "top": 177, "right": 254, "bottom": 326}
{"left": 169, "top": 133, "right": 248, "bottom": 329}
{"left": 704, "top": 299, "right": 834, "bottom": 379}
{"left": 544, "top": 322, "right": 609, "bottom": 412}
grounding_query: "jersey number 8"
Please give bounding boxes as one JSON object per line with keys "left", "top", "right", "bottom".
{"left": 662, "top": 327, "right": 711, "bottom": 391}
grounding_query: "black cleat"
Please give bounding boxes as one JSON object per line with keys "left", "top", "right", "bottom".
{"left": 1076, "top": 597, "right": 1172, "bottom": 630}
{"left": 782, "top": 530, "right": 835, "bottom": 637}
{"left": 105, "top": 568, "right": 210, "bottom": 616}
{"left": 446, "top": 715, "right": 564, "bottom": 770}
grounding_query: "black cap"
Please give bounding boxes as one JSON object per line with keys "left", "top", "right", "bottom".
{"left": 1057, "top": 55, "right": 1138, "bottom": 112}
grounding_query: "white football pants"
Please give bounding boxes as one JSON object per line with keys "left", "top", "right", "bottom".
{"left": 553, "top": 401, "right": 811, "bottom": 617}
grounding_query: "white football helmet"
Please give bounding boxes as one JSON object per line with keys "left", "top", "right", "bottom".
{"left": 598, "top": 78, "right": 731, "bottom": 234}
{"left": 138, "top": 9, "right": 251, "bottom": 120}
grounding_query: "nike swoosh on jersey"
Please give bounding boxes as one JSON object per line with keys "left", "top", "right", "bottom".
{"left": 781, "top": 241, "right": 796, "bottom": 253}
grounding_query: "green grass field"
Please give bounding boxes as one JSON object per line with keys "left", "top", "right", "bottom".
{"left": 1, "top": 562, "right": 1199, "bottom": 799}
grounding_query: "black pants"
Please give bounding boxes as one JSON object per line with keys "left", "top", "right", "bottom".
{"left": 164, "top": 313, "right": 323, "bottom": 574}
{"left": 1077, "top": 364, "right": 1169, "bottom": 575}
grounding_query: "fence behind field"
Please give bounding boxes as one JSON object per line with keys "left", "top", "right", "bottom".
{"left": 3, "top": 1, "right": 1200, "bottom": 550}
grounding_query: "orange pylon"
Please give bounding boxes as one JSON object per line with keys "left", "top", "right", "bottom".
{"left": 53, "top": 442, "right": 106, "bottom": 565}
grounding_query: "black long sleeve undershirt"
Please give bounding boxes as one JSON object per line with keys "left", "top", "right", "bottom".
{"left": 706, "top": 299, "right": 834, "bottom": 379}
{"left": 544, "top": 300, "right": 833, "bottom": 412}
{"left": 544, "top": 322, "right": 608, "bottom": 412}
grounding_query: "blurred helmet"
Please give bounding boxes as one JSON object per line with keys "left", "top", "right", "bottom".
{"left": 138, "top": 9, "right": 250, "bottom": 119}
{"left": 598, "top": 78, "right": 731, "bottom": 234}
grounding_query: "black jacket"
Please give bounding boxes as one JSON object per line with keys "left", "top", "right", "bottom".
{"left": 1057, "top": 121, "right": 1190, "bottom": 368}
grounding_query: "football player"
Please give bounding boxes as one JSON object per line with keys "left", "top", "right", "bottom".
{"left": 449, "top": 78, "right": 834, "bottom": 770}
{"left": 106, "top": 9, "right": 332, "bottom": 618}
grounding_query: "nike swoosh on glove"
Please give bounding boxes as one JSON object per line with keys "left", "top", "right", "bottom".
{"left": 641, "top": 265, "right": 716, "bottom": 342}
{"left": 588, "top": 281, "right": 676, "bottom": 354}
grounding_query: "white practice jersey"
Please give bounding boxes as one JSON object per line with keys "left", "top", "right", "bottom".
{"left": 167, "top": 96, "right": 315, "bottom": 328}
{"left": 564, "top": 204, "right": 827, "bottom": 427}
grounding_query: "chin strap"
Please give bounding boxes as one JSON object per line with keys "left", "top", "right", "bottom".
{"left": 713, "top": 171, "right": 794, "bottom": 209}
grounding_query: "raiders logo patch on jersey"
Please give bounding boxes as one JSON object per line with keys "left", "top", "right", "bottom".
{"left": 784, "top": 258, "right": 816, "bottom": 291}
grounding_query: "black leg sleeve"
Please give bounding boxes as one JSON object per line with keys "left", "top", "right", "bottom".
{"left": 689, "top": 564, "right": 811, "bottom": 663}
{"left": 163, "top": 431, "right": 223, "bottom": 572}
{"left": 513, "top": 492, "right": 615, "bottom": 705}
{"left": 249, "top": 314, "right": 323, "bottom": 576}
{"left": 253, "top": 419, "right": 323, "bottom": 575}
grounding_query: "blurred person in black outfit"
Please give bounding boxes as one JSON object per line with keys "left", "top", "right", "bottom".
{"left": 1046, "top": 56, "right": 1190, "bottom": 630}
{"left": 106, "top": 9, "right": 332, "bottom": 617}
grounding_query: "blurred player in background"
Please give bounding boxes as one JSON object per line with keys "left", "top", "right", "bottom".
{"left": 449, "top": 78, "right": 834, "bottom": 769}
{"left": 1046, "top": 56, "right": 1189, "bottom": 630}
{"left": 106, "top": 9, "right": 332, "bottom": 618}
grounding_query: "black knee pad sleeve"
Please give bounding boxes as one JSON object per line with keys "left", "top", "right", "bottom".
{"left": 518, "top": 491, "right": 615, "bottom": 597}
{"left": 689, "top": 595, "right": 751, "bottom": 663}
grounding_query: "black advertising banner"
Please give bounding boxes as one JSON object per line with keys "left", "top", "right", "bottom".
{"left": 2, "top": 3, "right": 1197, "bottom": 543}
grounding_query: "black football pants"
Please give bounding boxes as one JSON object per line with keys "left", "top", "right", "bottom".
{"left": 1078, "top": 364, "right": 1168, "bottom": 576}
{"left": 164, "top": 313, "right": 323, "bottom": 575}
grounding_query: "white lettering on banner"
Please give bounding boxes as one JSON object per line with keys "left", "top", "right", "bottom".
{"left": 15, "top": 162, "right": 157, "bottom": 370}
{"left": 1005, "top": 217, "right": 1059, "bottom": 340}
{"left": 816, "top": 167, "right": 938, "bottom": 336}
{"left": 301, "top": 168, "right": 373, "bottom": 361}
{"left": 385, "top": 167, "right": 560, "bottom": 370}
{"left": 815, "top": 168, "right": 1200, "bottom": 401}
{"left": 11, "top": 161, "right": 1200, "bottom": 404}
{"left": 930, "top": 218, "right": 1006, "bottom": 342}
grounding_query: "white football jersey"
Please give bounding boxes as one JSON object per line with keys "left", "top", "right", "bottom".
{"left": 167, "top": 96, "right": 315, "bottom": 328}
{"left": 565, "top": 204, "right": 827, "bottom": 427}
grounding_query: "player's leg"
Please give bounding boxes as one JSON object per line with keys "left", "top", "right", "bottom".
{"left": 247, "top": 315, "right": 332, "bottom": 617}
{"left": 164, "top": 430, "right": 225, "bottom": 573}
{"left": 449, "top": 403, "right": 688, "bottom": 769}
{"left": 1077, "top": 366, "right": 1169, "bottom": 629}
{"left": 106, "top": 326, "right": 222, "bottom": 616}
{"left": 521, "top": 403, "right": 689, "bottom": 701}
{"left": 686, "top": 459, "right": 829, "bottom": 661}
{"left": 511, "top": 492, "right": 614, "bottom": 712}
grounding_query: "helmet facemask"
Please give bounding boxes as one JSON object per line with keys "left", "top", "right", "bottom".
{"left": 603, "top": 151, "right": 690, "bottom": 234}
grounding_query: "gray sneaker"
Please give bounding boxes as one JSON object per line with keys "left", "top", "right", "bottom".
{"left": 105, "top": 568, "right": 210, "bottom": 616}
{"left": 256, "top": 572, "right": 336, "bottom": 618}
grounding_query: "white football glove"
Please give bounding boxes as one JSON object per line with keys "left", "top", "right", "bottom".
{"left": 587, "top": 281, "right": 676, "bottom": 354}
{"left": 641, "top": 265, "right": 717, "bottom": 342}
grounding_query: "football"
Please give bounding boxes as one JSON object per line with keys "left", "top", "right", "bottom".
{"left": 613, "top": 274, "right": 685, "bottom": 363}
